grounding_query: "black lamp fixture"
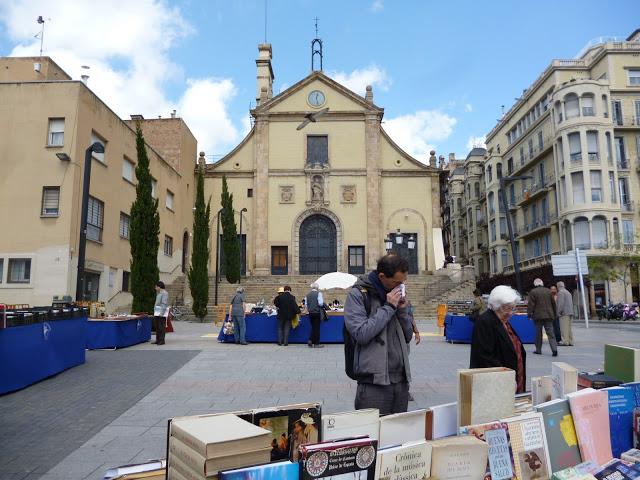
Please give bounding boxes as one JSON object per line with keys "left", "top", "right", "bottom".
{"left": 384, "top": 236, "right": 393, "bottom": 251}
{"left": 407, "top": 235, "right": 416, "bottom": 250}
{"left": 75, "top": 141, "right": 105, "bottom": 302}
{"left": 394, "top": 228, "right": 403, "bottom": 245}
{"left": 56, "top": 152, "right": 70, "bottom": 161}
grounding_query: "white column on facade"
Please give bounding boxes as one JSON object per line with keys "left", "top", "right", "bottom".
{"left": 365, "top": 112, "right": 382, "bottom": 269}
{"left": 252, "top": 116, "right": 270, "bottom": 275}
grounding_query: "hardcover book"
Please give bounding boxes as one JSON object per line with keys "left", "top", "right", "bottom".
{"left": 428, "top": 435, "right": 489, "bottom": 480}
{"left": 532, "top": 376, "right": 553, "bottom": 406}
{"left": 551, "top": 461, "right": 601, "bottom": 480}
{"left": 219, "top": 460, "right": 299, "bottom": 479}
{"left": 299, "top": 437, "right": 377, "bottom": 480}
{"left": 501, "top": 411, "right": 552, "bottom": 480}
{"left": 604, "top": 344, "right": 640, "bottom": 383}
{"left": 635, "top": 408, "right": 640, "bottom": 449}
{"left": 604, "top": 386, "right": 635, "bottom": 458}
{"left": 169, "top": 436, "right": 271, "bottom": 476}
{"left": 458, "top": 367, "right": 515, "bottom": 427}
{"left": 170, "top": 413, "right": 272, "bottom": 459}
{"left": 322, "top": 409, "right": 379, "bottom": 442}
{"left": 566, "top": 389, "right": 613, "bottom": 465}
{"left": 252, "top": 403, "right": 321, "bottom": 462}
{"left": 459, "top": 421, "right": 515, "bottom": 480}
{"left": 578, "top": 372, "right": 622, "bottom": 390}
{"left": 535, "top": 398, "right": 582, "bottom": 473}
{"left": 622, "top": 382, "right": 640, "bottom": 407}
{"left": 378, "top": 409, "right": 427, "bottom": 449}
{"left": 594, "top": 459, "right": 640, "bottom": 479}
{"left": 425, "top": 402, "right": 457, "bottom": 440}
{"left": 552, "top": 362, "right": 578, "bottom": 400}
{"left": 622, "top": 448, "right": 640, "bottom": 463}
{"left": 375, "top": 440, "right": 431, "bottom": 480}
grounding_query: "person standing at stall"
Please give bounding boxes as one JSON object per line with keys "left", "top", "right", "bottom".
{"left": 273, "top": 286, "right": 299, "bottom": 346}
{"left": 527, "top": 278, "right": 558, "bottom": 356}
{"left": 153, "top": 281, "right": 169, "bottom": 345}
{"left": 229, "top": 286, "right": 247, "bottom": 345}
{"left": 305, "top": 282, "right": 325, "bottom": 348}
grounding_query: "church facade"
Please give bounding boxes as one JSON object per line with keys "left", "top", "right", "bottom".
{"left": 204, "top": 44, "right": 443, "bottom": 277}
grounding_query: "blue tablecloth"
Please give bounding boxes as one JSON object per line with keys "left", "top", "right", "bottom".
{"left": 444, "top": 313, "right": 535, "bottom": 344}
{"left": 86, "top": 317, "right": 152, "bottom": 349}
{"left": 0, "top": 316, "right": 87, "bottom": 394}
{"left": 218, "top": 313, "right": 345, "bottom": 343}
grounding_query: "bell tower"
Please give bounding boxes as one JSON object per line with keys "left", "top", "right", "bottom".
{"left": 311, "top": 17, "right": 323, "bottom": 72}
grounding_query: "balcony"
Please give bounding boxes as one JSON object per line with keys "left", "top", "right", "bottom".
{"left": 517, "top": 214, "right": 558, "bottom": 238}
{"left": 618, "top": 158, "right": 630, "bottom": 170}
{"left": 517, "top": 174, "right": 556, "bottom": 205}
{"left": 587, "top": 152, "right": 600, "bottom": 164}
{"left": 613, "top": 115, "right": 640, "bottom": 127}
{"left": 622, "top": 201, "right": 635, "bottom": 212}
{"left": 582, "top": 107, "right": 594, "bottom": 116}
{"left": 569, "top": 152, "right": 582, "bottom": 164}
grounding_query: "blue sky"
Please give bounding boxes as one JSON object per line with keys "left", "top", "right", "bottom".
{"left": 0, "top": 0, "right": 637, "bottom": 161}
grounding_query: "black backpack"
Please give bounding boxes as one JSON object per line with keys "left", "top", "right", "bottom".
{"left": 343, "top": 287, "right": 371, "bottom": 380}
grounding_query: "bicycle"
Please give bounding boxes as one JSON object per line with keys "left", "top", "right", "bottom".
{"left": 169, "top": 300, "right": 192, "bottom": 321}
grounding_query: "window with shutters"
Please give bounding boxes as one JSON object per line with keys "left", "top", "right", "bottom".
{"left": 166, "top": 190, "right": 174, "bottom": 211}
{"left": 568, "top": 132, "right": 582, "bottom": 162}
{"left": 119, "top": 212, "right": 130, "bottom": 239}
{"left": 590, "top": 170, "right": 602, "bottom": 202}
{"left": 587, "top": 131, "right": 599, "bottom": 162}
{"left": 571, "top": 172, "right": 585, "bottom": 204}
{"left": 348, "top": 246, "right": 365, "bottom": 274}
{"left": 164, "top": 235, "right": 173, "bottom": 256}
{"left": 306, "top": 135, "right": 328, "bottom": 166}
{"left": 0, "top": 259, "right": 3, "bottom": 283}
{"left": 628, "top": 69, "right": 640, "bottom": 86}
{"left": 122, "top": 158, "right": 135, "bottom": 183}
{"left": 623, "top": 220, "right": 635, "bottom": 245}
{"left": 8, "top": 258, "right": 31, "bottom": 284}
{"left": 90, "top": 131, "right": 106, "bottom": 163}
{"left": 47, "top": 118, "right": 64, "bottom": 146}
{"left": 87, "top": 196, "right": 104, "bottom": 242}
{"left": 41, "top": 186, "right": 60, "bottom": 216}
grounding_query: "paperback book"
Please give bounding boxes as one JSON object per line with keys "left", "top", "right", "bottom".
{"left": 378, "top": 409, "right": 427, "bottom": 449}
{"left": 566, "top": 389, "right": 613, "bottom": 465}
{"left": 219, "top": 460, "right": 299, "bottom": 479}
{"left": 425, "top": 402, "right": 457, "bottom": 440}
{"left": 458, "top": 367, "right": 515, "bottom": 427}
{"left": 375, "top": 440, "right": 431, "bottom": 480}
{"left": 535, "top": 398, "right": 582, "bottom": 473}
{"left": 604, "top": 344, "right": 640, "bottom": 383}
{"left": 322, "top": 409, "right": 379, "bottom": 442}
{"left": 429, "top": 435, "right": 489, "bottom": 480}
{"left": 552, "top": 362, "right": 578, "bottom": 400}
{"left": 501, "top": 411, "right": 552, "bottom": 480}
{"left": 459, "top": 421, "right": 515, "bottom": 480}
{"left": 604, "top": 386, "right": 635, "bottom": 458}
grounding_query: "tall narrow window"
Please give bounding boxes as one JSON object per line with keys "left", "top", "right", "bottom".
{"left": 496, "top": 163, "right": 503, "bottom": 179}
{"left": 619, "top": 177, "right": 631, "bottom": 210}
{"left": 528, "top": 138, "right": 534, "bottom": 157}
{"left": 90, "top": 131, "right": 106, "bottom": 163}
{"left": 592, "top": 216, "right": 608, "bottom": 248}
{"left": 574, "top": 218, "right": 590, "bottom": 249}
{"left": 507, "top": 158, "right": 513, "bottom": 175}
{"left": 538, "top": 131, "right": 544, "bottom": 151}
{"left": 586, "top": 131, "right": 599, "bottom": 162}
{"left": 348, "top": 246, "right": 365, "bottom": 274}
{"left": 606, "top": 132, "right": 613, "bottom": 165}
{"left": 307, "top": 135, "right": 328, "bottom": 165}
{"left": 635, "top": 101, "right": 640, "bottom": 126}
{"left": 488, "top": 192, "right": 495, "bottom": 216}
{"left": 609, "top": 172, "right": 617, "bottom": 203}
{"left": 623, "top": 220, "right": 635, "bottom": 245}
{"left": 557, "top": 140, "right": 565, "bottom": 170}
{"left": 565, "top": 93, "right": 579, "bottom": 118}
{"left": 612, "top": 100, "right": 623, "bottom": 126}
{"left": 590, "top": 170, "right": 602, "bottom": 202}
{"left": 582, "top": 95, "right": 594, "bottom": 116}
{"left": 151, "top": 178, "right": 157, "bottom": 198}
{"left": 615, "top": 137, "right": 627, "bottom": 168}
{"left": 119, "top": 212, "right": 130, "bottom": 239}
{"left": 164, "top": 235, "right": 173, "bottom": 256}
{"left": 490, "top": 219, "right": 496, "bottom": 242}
{"left": 501, "top": 249, "right": 508, "bottom": 269}
{"left": 41, "top": 186, "right": 60, "bottom": 216}
{"left": 568, "top": 132, "right": 582, "bottom": 163}
{"left": 122, "top": 158, "right": 135, "bottom": 183}
{"left": 474, "top": 182, "right": 480, "bottom": 199}
{"left": 602, "top": 95, "right": 609, "bottom": 118}
{"left": 166, "top": 190, "right": 174, "bottom": 210}
{"left": 271, "top": 246, "right": 288, "bottom": 275}
{"left": 47, "top": 118, "right": 64, "bottom": 146}
{"left": 571, "top": 172, "right": 585, "bottom": 204}
{"left": 628, "top": 69, "right": 640, "bottom": 86}
{"left": 613, "top": 219, "right": 620, "bottom": 249}
{"left": 87, "top": 196, "right": 104, "bottom": 242}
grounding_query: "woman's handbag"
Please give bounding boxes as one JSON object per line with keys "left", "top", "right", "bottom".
{"left": 223, "top": 320, "right": 234, "bottom": 335}
{"left": 320, "top": 307, "right": 329, "bottom": 322}
{"left": 292, "top": 313, "right": 300, "bottom": 329}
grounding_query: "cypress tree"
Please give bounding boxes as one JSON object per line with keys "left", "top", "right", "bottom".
{"left": 188, "top": 162, "right": 211, "bottom": 320}
{"left": 221, "top": 175, "right": 241, "bottom": 283}
{"left": 129, "top": 123, "right": 160, "bottom": 313}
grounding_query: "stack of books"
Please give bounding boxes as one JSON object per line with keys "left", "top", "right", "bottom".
{"left": 168, "top": 413, "right": 272, "bottom": 480}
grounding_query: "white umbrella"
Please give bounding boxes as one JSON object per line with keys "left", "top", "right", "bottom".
{"left": 314, "top": 272, "right": 358, "bottom": 290}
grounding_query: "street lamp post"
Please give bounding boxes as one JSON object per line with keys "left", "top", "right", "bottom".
{"left": 499, "top": 175, "right": 532, "bottom": 295}
{"left": 238, "top": 207, "right": 247, "bottom": 283}
{"left": 214, "top": 208, "right": 224, "bottom": 306}
{"left": 75, "top": 141, "right": 105, "bottom": 302}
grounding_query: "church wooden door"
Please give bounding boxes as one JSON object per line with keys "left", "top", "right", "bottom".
{"left": 299, "top": 215, "right": 337, "bottom": 274}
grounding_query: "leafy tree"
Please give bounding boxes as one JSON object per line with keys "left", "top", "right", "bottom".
{"left": 188, "top": 162, "right": 211, "bottom": 320}
{"left": 129, "top": 123, "right": 160, "bottom": 313}
{"left": 221, "top": 175, "right": 241, "bottom": 283}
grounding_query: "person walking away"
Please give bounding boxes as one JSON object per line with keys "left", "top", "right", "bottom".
{"left": 273, "top": 286, "right": 299, "bottom": 346}
{"left": 550, "top": 285, "right": 562, "bottom": 344}
{"left": 229, "top": 286, "right": 248, "bottom": 345}
{"left": 527, "top": 278, "right": 558, "bottom": 356}
{"left": 470, "top": 285, "right": 527, "bottom": 393}
{"left": 470, "top": 289, "right": 485, "bottom": 322}
{"left": 344, "top": 254, "right": 414, "bottom": 415}
{"left": 305, "top": 282, "right": 325, "bottom": 348}
{"left": 556, "top": 281, "right": 574, "bottom": 346}
{"left": 153, "top": 281, "right": 169, "bottom": 345}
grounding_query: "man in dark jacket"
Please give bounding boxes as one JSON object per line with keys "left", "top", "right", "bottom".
{"left": 344, "top": 254, "right": 414, "bottom": 415}
{"left": 273, "top": 286, "right": 299, "bottom": 346}
{"left": 305, "top": 282, "right": 325, "bottom": 348}
{"left": 527, "top": 278, "right": 558, "bottom": 356}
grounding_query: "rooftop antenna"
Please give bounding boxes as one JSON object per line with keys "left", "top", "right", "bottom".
{"left": 36, "top": 16, "right": 46, "bottom": 56}
{"left": 264, "top": 0, "right": 268, "bottom": 43}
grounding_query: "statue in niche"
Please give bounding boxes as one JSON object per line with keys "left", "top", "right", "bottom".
{"left": 311, "top": 176, "right": 324, "bottom": 202}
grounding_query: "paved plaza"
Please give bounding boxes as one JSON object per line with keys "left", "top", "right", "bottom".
{"left": 2, "top": 319, "right": 640, "bottom": 479}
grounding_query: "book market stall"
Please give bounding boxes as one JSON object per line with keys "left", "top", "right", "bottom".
{"left": 444, "top": 300, "right": 536, "bottom": 344}
{"left": 86, "top": 314, "right": 152, "bottom": 350}
{"left": 0, "top": 304, "right": 87, "bottom": 394}
{"left": 105, "top": 344, "right": 640, "bottom": 480}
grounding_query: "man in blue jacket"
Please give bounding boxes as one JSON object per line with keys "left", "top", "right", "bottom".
{"left": 344, "top": 254, "right": 414, "bottom": 414}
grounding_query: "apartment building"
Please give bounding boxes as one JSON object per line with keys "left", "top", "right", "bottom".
{"left": 483, "top": 29, "right": 640, "bottom": 301}
{"left": 0, "top": 57, "right": 196, "bottom": 310}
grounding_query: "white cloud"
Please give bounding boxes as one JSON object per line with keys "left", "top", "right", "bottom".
{"left": 466, "top": 135, "right": 486, "bottom": 150}
{"left": 328, "top": 65, "right": 391, "bottom": 96}
{"left": 465, "top": 103, "right": 473, "bottom": 112}
{"left": 370, "top": 0, "right": 384, "bottom": 12}
{"left": 384, "top": 110, "right": 457, "bottom": 161}
{"left": 0, "top": 0, "right": 241, "bottom": 158}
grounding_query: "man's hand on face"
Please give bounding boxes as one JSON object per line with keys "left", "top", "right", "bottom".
{"left": 386, "top": 286, "right": 403, "bottom": 308}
